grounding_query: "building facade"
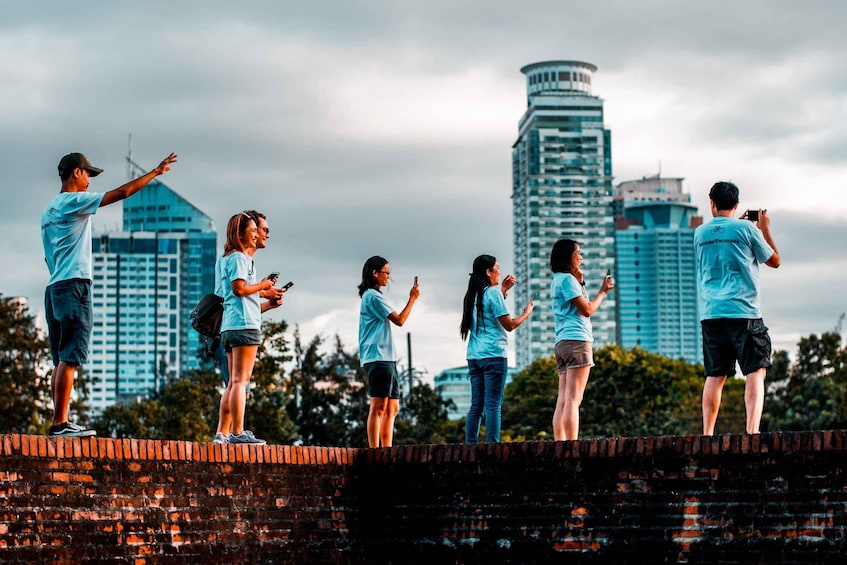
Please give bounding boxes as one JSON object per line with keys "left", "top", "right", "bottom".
{"left": 614, "top": 176, "right": 703, "bottom": 364}
{"left": 87, "top": 180, "right": 217, "bottom": 414}
{"left": 512, "top": 60, "right": 616, "bottom": 369}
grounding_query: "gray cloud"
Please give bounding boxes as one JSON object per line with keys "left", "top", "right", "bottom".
{"left": 3, "top": 1, "right": 847, "bottom": 376}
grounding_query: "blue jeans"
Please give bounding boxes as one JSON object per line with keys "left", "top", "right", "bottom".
{"left": 465, "top": 357, "right": 508, "bottom": 443}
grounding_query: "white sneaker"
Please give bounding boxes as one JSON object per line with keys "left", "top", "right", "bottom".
{"left": 212, "top": 432, "right": 228, "bottom": 444}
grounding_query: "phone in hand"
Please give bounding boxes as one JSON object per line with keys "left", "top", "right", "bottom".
{"left": 530, "top": 293, "right": 537, "bottom": 302}
{"left": 267, "top": 272, "right": 280, "bottom": 284}
{"left": 606, "top": 269, "right": 611, "bottom": 277}
{"left": 414, "top": 276, "right": 418, "bottom": 286}
{"left": 281, "top": 281, "right": 294, "bottom": 292}
{"left": 746, "top": 209, "right": 760, "bottom": 222}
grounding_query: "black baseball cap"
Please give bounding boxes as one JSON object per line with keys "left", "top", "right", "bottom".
{"left": 58, "top": 153, "right": 104, "bottom": 177}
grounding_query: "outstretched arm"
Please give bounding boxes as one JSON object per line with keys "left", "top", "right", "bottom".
{"left": 100, "top": 153, "right": 178, "bottom": 207}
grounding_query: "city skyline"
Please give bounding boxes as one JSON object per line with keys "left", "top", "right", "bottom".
{"left": 3, "top": 2, "right": 847, "bottom": 379}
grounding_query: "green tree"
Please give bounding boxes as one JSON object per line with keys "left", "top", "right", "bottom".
{"left": 502, "top": 345, "right": 747, "bottom": 440}
{"left": 247, "top": 320, "right": 299, "bottom": 444}
{"left": 395, "top": 381, "right": 456, "bottom": 445}
{"left": 0, "top": 296, "right": 52, "bottom": 434}
{"left": 284, "top": 329, "right": 368, "bottom": 447}
{"left": 764, "top": 328, "right": 847, "bottom": 431}
{"left": 501, "top": 356, "right": 559, "bottom": 441}
{"left": 94, "top": 369, "right": 220, "bottom": 441}
{"left": 583, "top": 346, "right": 736, "bottom": 437}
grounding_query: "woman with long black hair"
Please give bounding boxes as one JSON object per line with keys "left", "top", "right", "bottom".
{"left": 460, "top": 254, "right": 534, "bottom": 443}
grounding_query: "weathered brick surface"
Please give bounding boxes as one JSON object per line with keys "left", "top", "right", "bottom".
{"left": 1, "top": 431, "right": 847, "bottom": 563}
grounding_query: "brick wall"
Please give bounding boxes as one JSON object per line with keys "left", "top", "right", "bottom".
{"left": 2, "top": 431, "right": 846, "bottom": 563}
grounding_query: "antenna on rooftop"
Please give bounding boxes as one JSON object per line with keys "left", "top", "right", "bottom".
{"left": 125, "top": 133, "right": 147, "bottom": 179}
{"left": 127, "top": 133, "right": 133, "bottom": 181}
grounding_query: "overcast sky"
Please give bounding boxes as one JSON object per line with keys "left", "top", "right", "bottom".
{"left": 2, "top": 1, "right": 846, "bottom": 379}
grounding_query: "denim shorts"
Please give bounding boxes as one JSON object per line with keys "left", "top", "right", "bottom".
{"left": 221, "top": 329, "right": 262, "bottom": 351}
{"left": 45, "top": 279, "right": 92, "bottom": 365}
{"left": 555, "top": 340, "right": 594, "bottom": 373}
{"left": 364, "top": 361, "right": 400, "bottom": 399}
{"left": 701, "top": 318, "right": 772, "bottom": 377}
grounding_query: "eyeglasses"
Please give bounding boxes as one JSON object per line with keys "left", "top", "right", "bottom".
{"left": 378, "top": 270, "right": 391, "bottom": 275}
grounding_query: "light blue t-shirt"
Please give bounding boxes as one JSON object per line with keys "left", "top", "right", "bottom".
{"left": 358, "top": 288, "right": 396, "bottom": 365}
{"left": 41, "top": 192, "right": 105, "bottom": 285}
{"left": 694, "top": 216, "right": 774, "bottom": 320}
{"left": 466, "top": 286, "right": 509, "bottom": 360}
{"left": 219, "top": 252, "right": 261, "bottom": 331}
{"left": 552, "top": 272, "right": 593, "bottom": 343}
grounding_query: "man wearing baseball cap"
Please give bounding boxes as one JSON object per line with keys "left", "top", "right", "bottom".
{"left": 41, "top": 150, "right": 178, "bottom": 437}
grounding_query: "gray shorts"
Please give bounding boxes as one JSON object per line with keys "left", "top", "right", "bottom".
{"left": 45, "top": 279, "right": 92, "bottom": 365}
{"left": 555, "top": 340, "right": 594, "bottom": 373}
{"left": 221, "top": 329, "right": 262, "bottom": 351}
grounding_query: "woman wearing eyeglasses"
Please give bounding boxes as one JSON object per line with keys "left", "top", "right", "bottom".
{"left": 460, "top": 254, "right": 534, "bottom": 443}
{"left": 357, "top": 255, "right": 420, "bottom": 447}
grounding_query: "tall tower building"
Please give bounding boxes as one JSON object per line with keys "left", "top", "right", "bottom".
{"left": 614, "top": 175, "right": 703, "bottom": 364}
{"left": 87, "top": 168, "right": 217, "bottom": 414}
{"left": 512, "top": 60, "right": 616, "bottom": 369}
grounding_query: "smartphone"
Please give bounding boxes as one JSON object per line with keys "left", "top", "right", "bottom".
{"left": 267, "top": 272, "right": 280, "bottom": 283}
{"left": 530, "top": 293, "right": 537, "bottom": 302}
{"left": 281, "top": 281, "right": 294, "bottom": 292}
{"left": 747, "top": 209, "right": 760, "bottom": 222}
{"left": 414, "top": 276, "right": 418, "bottom": 286}
{"left": 606, "top": 269, "right": 611, "bottom": 277}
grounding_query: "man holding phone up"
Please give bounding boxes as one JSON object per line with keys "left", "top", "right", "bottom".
{"left": 694, "top": 181, "right": 780, "bottom": 436}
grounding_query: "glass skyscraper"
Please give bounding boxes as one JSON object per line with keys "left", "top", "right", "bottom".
{"left": 614, "top": 176, "right": 703, "bottom": 364}
{"left": 87, "top": 180, "right": 217, "bottom": 414}
{"left": 512, "top": 60, "right": 616, "bottom": 369}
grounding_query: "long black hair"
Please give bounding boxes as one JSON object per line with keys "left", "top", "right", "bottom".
{"left": 550, "top": 238, "right": 579, "bottom": 273}
{"left": 358, "top": 255, "right": 388, "bottom": 297}
{"left": 460, "top": 254, "right": 496, "bottom": 341}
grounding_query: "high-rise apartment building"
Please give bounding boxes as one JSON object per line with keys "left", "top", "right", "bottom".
{"left": 614, "top": 175, "right": 703, "bottom": 364}
{"left": 87, "top": 176, "right": 217, "bottom": 414}
{"left": 512, "top": 60, "right": 616, "bottom": 369}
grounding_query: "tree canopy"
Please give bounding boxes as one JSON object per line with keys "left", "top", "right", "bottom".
{"left": 1, "top": 292, "right": 844, "bottom": 443}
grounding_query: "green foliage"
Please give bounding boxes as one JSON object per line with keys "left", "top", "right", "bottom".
{"left": 764, "top": 329, "right": 847, "bottom": 431}
{"left": 247, "top": 320, "right": 299, "bottom": 444}
{"left": 502, "top": 345, "right": 747, "bottom": 439}
{"left": 94, "top": 369, "right": 220, "bottom": 441}
{"left": 583, "top": 346, "right": 732, "bottom": 437}
{"left": 395, "top": 382, "right": 457, "bottom": 445}
{"left": 284, "top": 329, "right": 369, "bottom": 447}
{"left": 0, "top": 295, "right": 52, "bottom": 434}
{"left": 16, "top": 287, "right": 843, "bottom": 443}
{"left": 501, "top": 356, "right": 558, "bottom": 441}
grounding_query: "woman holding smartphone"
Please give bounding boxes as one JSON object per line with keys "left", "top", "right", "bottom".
{"left": 550, "top": 239, "right": 613, "bottom": 441}
{"left": 460, "top": 254, "right": 534, "bottom": 444}
{"left": 357, "top": 255, "right": 420, "bottom": 448}
{"left": 216, "top": 212, "right": 279, "bottom": 445}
